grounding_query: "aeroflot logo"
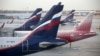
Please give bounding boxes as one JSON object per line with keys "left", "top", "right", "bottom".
{"left": 52, "top": 11, "right": 62, "bottom": 19}
{"left": 30, "top": 11, "right": 42, "bottom": 19}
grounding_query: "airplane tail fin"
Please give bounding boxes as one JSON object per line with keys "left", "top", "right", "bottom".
{"left": 29, "top": 8, "right": 42, "bottom": 25}
{"left": 14, "top": 8, "right": 42, "bottom": 30}
{"left": 37, "top": 2, "right": 63, "bottom": 26}
{"left": 6, "top": 17, "right": 15, "bottom": 24}
{"left": 75, "top": 13, "right": 94, "bottom": 32}
{"left": 66, "top": 10, "right": 75, "bottom": 20}
{"left": 9, "top": 18, "right": 15, "bottom": 24}
{"left": 29, "top": 2, "right": 63, "bottom": 38}
{"left": 0, "top": 22, "right": 5, "bottom": 29}
{"left": 29, "top": 8, "right": 42, "bottom": 18}
{"left": 61, "top": 10, "right": 75, "bottom": 23}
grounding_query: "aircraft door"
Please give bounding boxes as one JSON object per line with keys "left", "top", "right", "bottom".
{"left": 22, "top": 40, "right": 29, "bottom": 52}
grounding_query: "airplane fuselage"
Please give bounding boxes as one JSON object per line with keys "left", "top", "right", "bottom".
{"left": 0, "top": 36, "right": 67, "bottom": 56}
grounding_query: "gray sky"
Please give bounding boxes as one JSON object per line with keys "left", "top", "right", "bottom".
{"left": 0, "top": 0, "right": 100, "bottom": 10}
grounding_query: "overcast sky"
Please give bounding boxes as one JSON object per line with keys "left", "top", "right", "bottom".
{"left": 0, "top": 0, "right": 100, "bottom": 11}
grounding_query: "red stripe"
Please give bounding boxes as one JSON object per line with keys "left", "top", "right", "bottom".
{"left": 32, "top": 15, "right": 40, "bottom": 21}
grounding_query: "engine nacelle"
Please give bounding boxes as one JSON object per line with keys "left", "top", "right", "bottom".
{"left": 39, "top": 41, "right": 66, "bottom": 48}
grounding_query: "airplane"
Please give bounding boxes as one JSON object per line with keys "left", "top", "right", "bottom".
{"left": 0, "top": 22, "right": 5, "bottom": 29}
{"left": 7, "top": 17, "right": 15, "bottom": 24}
{"left": 60, "top": 10, "right": 75, "bottom": 24}
{"left": 0, "top": 2, "right": 67, "bottom": 56}
{"left": 0, "top": 23, "right": 8, "bottom": 37}
{"left": 2, "top": 8, "right": 42, "bottom": 30}
{"left": 57, "top": 13, "right": 97, "bottom": 47}
{"left": 60, "top": 10, "right": 80, "bottom": 25}
{"left": 14, "top": 8, "right": 42, "bottom": 30}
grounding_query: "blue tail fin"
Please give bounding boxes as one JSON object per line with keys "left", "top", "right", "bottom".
{"left": 61, "top": 10, "right": 75, "bottom": 23}
{"left": 29, "top": 8, "right": 42, "bottom": 18}
{"left": 14, "top": 8, "right": 42, "bottom": 30}
{"left": 37, "top": 2, "right": 63, "bottom": 26}
{"left": 29, "top": 2, "right": 63, "bottom": 38}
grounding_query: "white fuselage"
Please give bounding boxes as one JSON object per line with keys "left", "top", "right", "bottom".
{"left": 0, "top": 37, "right": 24, "bottom": 50}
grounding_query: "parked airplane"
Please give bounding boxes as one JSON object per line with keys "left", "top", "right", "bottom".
{"left": 7, "top": 18, "right": 15, "bottom": 24}
{"left": 57, "top": 13, "right": 97, "bottom": 47}
{"left": 2, "top": 8, "right": 42, "bottom": 30}
{"left": 14, "top": 8, "right": 42, "bottom": 30}
{"left": 0, "top": 2, "right": 67, "bottom": 56}
{"left": 0, "top": 22, "right": 5, "bottom": 29}
{"left": 60, "top": 10, "right": 75, "bottom": 24}
{"left": 60, "top": 10, "right": 80, "bottom": 25}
